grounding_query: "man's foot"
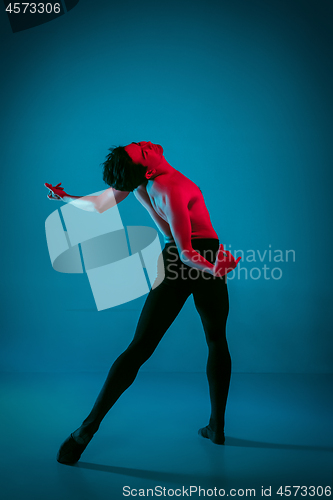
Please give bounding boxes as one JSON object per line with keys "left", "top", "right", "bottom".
{"left": 198, "top": 425, "right": 225, "bottom": 445}
{"left": 56, "top": 429, "right": 93, "bottom": 465}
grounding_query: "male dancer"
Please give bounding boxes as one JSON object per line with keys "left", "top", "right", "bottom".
{"left": 45, "top": 141, "right": 240, "bottom": 464}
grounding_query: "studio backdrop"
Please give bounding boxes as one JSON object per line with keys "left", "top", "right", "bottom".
{"left": 0, "top": 0, "right": 332, "bottom": 374}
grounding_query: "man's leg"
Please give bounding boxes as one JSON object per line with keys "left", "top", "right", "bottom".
{"left": 192, "top": 276, "right": 230, "bottom": 444}
{"left": 57, "top": 282, "right": 190, "bottom": 463}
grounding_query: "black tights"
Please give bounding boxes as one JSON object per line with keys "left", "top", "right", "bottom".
{"left": 79, "top": 239, "right": 231, "bottom": 437}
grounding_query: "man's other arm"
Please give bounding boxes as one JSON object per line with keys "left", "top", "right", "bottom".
{"left": 165, "top": 190, "right": 216, "bottom": 275}
{"left": 165, "top": 193, "right": 241, "bottom": 277}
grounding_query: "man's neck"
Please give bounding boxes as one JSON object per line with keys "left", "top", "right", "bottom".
{"left": 150, "top": 158, "right": 177, "bottom": 179}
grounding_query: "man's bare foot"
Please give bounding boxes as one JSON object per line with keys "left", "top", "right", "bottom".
{"left": 198, "top": 425, "right": 225, "bottom": 445}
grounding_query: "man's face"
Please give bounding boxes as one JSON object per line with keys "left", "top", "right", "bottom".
{"left": 124, "top": 141, "right": 164, "bottom": 169}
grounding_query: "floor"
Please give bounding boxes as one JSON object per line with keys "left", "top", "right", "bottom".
{"left": 1, "top": 372, "right": 332, "bottom": 500}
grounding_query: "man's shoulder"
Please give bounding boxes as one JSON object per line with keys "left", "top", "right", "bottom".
{"left": 157, "top": 171, "right": 190, "bottom": 189}
{"left": 162, "top": 181, "right": 187, "bottom": 200}
{"left": 164, "top": 174, "right": 200, "bottom": 199}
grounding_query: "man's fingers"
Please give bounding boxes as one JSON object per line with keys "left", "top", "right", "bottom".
{"left": 216, "top": 249, "right": 241, "bottom": 266}
{"left": 45, "top": 183, "right": 56, "bottom": 193}
{"left": 45, "top": 182, "right": 63, "bottom": 190}
{"left": 47, "top": 192, "right": 60, "bottom": 199}
{"left": 223, "top": 250, "right": 232, "bottom": 260}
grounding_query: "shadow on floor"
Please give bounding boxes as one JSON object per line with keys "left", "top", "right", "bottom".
{"left": 73, "top": 436, "right": 332, "bottom": 481}
{"left": 225, "top": 436, "right": 333, "bottom": 452}
{"left": 75, "top": 462, "right": 210, "bottom": 484}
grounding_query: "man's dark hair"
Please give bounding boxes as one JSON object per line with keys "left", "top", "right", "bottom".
{"left": 101, "top": 146, "right": 148, "bottom": 192}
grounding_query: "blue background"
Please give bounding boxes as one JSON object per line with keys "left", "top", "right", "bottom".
{"left": 1, "top": 0, "right": 332, "bottom": 374}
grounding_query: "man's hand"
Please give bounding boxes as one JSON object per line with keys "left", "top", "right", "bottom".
{"left": 45, "top": 182, "right": 68, "bottom": 200}
{"left": 213, "top": 244, "right": 241, "bottom": 277}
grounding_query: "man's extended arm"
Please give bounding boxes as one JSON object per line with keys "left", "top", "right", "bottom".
{"left": 45, "top": 183, "right": 130, "bottom": 213}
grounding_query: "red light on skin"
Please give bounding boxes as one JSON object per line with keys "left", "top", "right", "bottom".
{"left": 45, "top": 182, "right": 67, "bottom": 200}
{"left": 125, "top": 142, "right": 164, "bottom": 169}
{"left": 213, "top": 246, "right": 242, "bottom": 277}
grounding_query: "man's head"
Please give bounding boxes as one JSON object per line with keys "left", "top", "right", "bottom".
{"left": 124, "top": 142, "right": 164, "bottom": 168}
{"left": 102, "top": 141, "right": 164, "bottom": 191}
